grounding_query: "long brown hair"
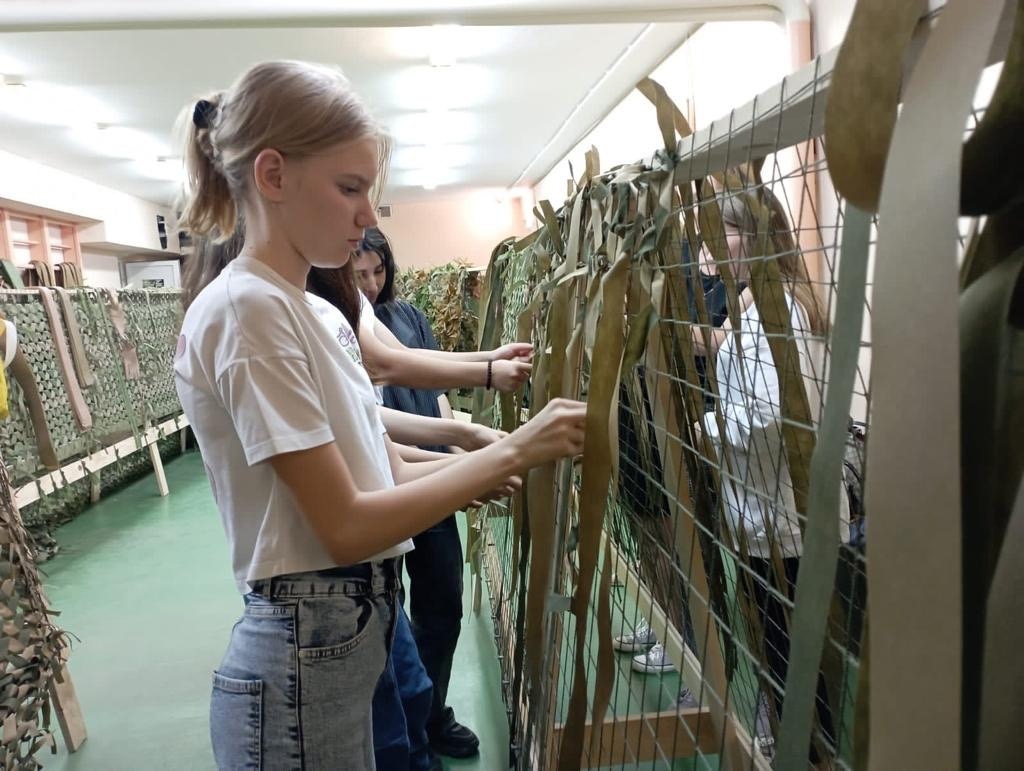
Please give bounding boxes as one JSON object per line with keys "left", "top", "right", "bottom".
{"left": 177, "top": 60, "right": 389, "bottom": 303}
{"left": 307, "top": 264, "right": 363, "bottom": 337}
{"left": 181, "top": 228, "right": 244, "bottom": 309}
{"left": 718, "top": 188, "right": 826, "bottom": 335}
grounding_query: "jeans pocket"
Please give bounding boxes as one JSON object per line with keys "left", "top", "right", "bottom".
{"left": 295, "top": 595, "right": 376, "bottom": 659}
{"left": 296, "top": 597, "right": 389, "bottom": 770}
{"left": 210, "top": 672, "right": 262, "bottom": 771}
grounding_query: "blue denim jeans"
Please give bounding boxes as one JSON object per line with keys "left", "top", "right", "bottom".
{"left": 371, "top": 606, "right": 434, "bottom": 770}
{"left": 403, "top": 514, "right": 464, "bottom": 734}
{"left": 211, "top": 561, "right": 399, "bottom": 770}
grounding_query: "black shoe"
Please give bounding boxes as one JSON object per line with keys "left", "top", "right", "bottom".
{"left": 428, "top": 754, "right": 445, "bottom": 771}
{"left": 429, "top": 707, "right": 480, "bottom": 759}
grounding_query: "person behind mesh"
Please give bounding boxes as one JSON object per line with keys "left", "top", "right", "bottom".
{"left": 696, "top": 186, "right": 849, "bottom": 767}
{"left": 612, "top": 235, "right": 743, "bottom": 702}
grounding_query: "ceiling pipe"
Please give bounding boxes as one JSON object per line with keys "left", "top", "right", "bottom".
{"left": 0, "top": 1, "right": 808, "bottom": 32}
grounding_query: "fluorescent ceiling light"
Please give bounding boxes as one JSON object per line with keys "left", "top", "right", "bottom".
{"left": 72, "top": 124, "right": 169, "bottom": 160}
{"left": 429, "top": 24, "right": 460, "bottom": 67}
{"left": 389, "top": 109, "right": 481, "bottom": 147}
{"left": 0, "top": 79, "right": 114, "bottom": 128}
{"left": 138, "top": 156, "right": 185, "bottom": 182}
{"left": 391, "top": 143, "right": 475, "bottom": 171}
{"left": 393, "top": 167, "right": 460, "bottom": 190}
{"left": 390, "top": 64, "right": 493, "bottom": 112}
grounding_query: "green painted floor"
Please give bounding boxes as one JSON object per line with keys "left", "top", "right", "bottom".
{"left": 39, "top": 451, "right": 510, "bottom": 770}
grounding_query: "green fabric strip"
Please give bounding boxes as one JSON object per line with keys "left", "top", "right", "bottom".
{"left": 775, "top": 205, "right": 871, "bottom": 768}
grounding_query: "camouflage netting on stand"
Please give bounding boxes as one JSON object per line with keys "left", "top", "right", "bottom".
{"left": 0, "top": 287, "right": 185, "bottom": 768}
{"left": 0, "top": 288, "right": 184, "bottom": 554}
{"left": 394, "top": 262, "right": 481, "bottom": 353}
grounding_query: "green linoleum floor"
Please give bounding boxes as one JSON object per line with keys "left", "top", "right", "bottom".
{"left": 38, "top": 451, "right": 510, "bottom": 771}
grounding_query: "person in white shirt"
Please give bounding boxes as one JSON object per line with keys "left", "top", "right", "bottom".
{"left": 698, "top": 188, "right": 845, "bottom": 767}
{"left": 174, "top": 60, "right": 586, "bottom": 770}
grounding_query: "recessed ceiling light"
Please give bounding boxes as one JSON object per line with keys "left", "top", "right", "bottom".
{"left": 0, "top": 74, "right": 26, "bottom": 87}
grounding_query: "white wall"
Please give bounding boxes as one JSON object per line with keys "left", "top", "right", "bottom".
{"left": 377, "top": 190, "right": 532, "bottom": 269}
{"left": 533, "top": 21, "right": 791, "bottom": 209}
{"left": 812, "top": 0, "right": 856, "bottom": 55}
{"left": 0, "top": 149, "right": 177, "bottom": 254}
{"left": 81, "top": 251, "right": 122, "bottom": 289}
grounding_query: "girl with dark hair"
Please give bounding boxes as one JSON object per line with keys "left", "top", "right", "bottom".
{"left": 351, "top": 229, "right": 484, "bottom": 759}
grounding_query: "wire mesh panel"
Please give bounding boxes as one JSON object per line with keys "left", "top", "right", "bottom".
{"left": 471, "top": 20, "right": 1007, "bottom": 767}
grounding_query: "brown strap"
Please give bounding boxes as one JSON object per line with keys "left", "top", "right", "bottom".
{"left": 523, "top": 279, "right": 567, "bottom": 707}
{"left": 60, "top": 263, "right": 81, "bottom": 288}
{"left": 824, "top": 0, "right": 929, "bottom": 212}
{"left": 558, "top": 252, "right": 629, "bottom": 769}
{"left": 53, "top": 288, "right": 96, "bottom": 388}
{"left": 103, "top": 289, "right": 141, "bottom": 380}
{"left": 29, "top": 260, "right": 56, "bottom": 288}
{"left": 8, "top": 347, "right": 59, "bottom": 470}
{"left": 38, "top": 288, "right": 92, "bottom": 431}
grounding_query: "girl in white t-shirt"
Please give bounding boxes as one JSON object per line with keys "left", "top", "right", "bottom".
{"left": 174, "top": 60, "right": 586, "bottom": 770}
{"left": 698, "top": 188, "right": 843, "bottom": 766}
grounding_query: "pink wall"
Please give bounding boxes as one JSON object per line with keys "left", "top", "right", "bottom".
{"left": 375, "top": 190, "right": 533, "bottom": 269}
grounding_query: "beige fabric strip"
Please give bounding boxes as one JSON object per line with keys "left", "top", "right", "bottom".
{"left": 864, "top": 1, "right": 1007, "bottom": 768}
{"left": 37, "top": 287, "right": 92, "bottom": 431}
{"left": 54, "top": 288, "right": 96, "bottom": 388}
{"left": 103, "top": 289, "right": 141, "bottom": 380}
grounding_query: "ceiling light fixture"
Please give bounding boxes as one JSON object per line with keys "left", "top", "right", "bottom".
{"left": 72, "top": 124, "right": 169, "bottom": 160}
{"left": 429, "top": 24, "right": 460, "bottom": 68}
{"left": 0, "top": 80, "right": 114, "bottom": 129}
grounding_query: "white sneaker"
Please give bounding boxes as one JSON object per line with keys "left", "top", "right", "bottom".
{"left": 612, "top": 620, "right": 658, "bottom": 653}
{"left": 632, "top": 643, "right": 676, "bottom": 674}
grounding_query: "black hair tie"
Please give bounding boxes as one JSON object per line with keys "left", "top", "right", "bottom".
{"left": 193, "top": 99, "right": 216, "bottom": 129}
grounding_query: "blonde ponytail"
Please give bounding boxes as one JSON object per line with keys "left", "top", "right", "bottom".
{"left": 178, "top": 92, "right": 237, "bottom": 240}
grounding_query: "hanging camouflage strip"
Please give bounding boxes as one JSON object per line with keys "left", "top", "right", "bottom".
{"left": 0, "top": 453, "right": 70, "bottom": 769}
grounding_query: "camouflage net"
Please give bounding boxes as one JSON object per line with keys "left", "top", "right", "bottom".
{"left": 0, "top": 287, "right": 184, "bottom": 767}
{"left": 0, "top": 454, "right": 69, "bottom": 770}
{"left": 394, "top": 262, "right": 481, "bottom": 353}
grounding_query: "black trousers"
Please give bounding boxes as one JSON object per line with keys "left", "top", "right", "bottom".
{"left": 746, "top": 556, "right": 835, "bottom": 760}
{"left": 403, "top": 513, "right": 465, "bottom": 733}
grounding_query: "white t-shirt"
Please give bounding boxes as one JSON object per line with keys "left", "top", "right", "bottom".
{"left": 309, "top": 292, "right": 386, "bottom": 405}
{"left": 704, "top": 291, "right": 849, "bottom": 558}
{"left": 175, "top": 257, "right": 412, "bottom": 593}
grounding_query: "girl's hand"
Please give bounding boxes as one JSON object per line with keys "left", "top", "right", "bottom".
{"left": 467, "top": 475, "right": 522, "bottom": 507}
{"left": 492, "top": 342, "right": 534, "bottom": 362}
{"left": 458, "top": 423, "right": 507, "bottom": 451}
{"left": 508, "top": 398, "right": 586, "bottom": 468}
{"left": 491, "top": 360, "right": 531, "bottom": 392}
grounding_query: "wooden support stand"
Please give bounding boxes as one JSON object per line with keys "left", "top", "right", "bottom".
{"left": 50, "top": 663, "right": 87, "bottom": 752}
{"left": 148, "top": 442, "right": 169, "bottom": 497}
{"left": 14, "top": 414, "right": 189, "bottom": 508}
{"left": 551, "top": 707, "right": 718, "bottom": 766}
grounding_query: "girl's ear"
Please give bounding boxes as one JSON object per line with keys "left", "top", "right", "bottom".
{"left": 253, "top": 149, "right": 287, "bottom": 203}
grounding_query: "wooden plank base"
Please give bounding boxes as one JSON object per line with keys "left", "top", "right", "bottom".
{"left": 552, "top": 707, "right": 718, "bottom": 767}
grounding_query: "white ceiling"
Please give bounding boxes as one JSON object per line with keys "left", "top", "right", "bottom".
{"left": 0, "top": 2, "right": 791, "bottom": 207}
